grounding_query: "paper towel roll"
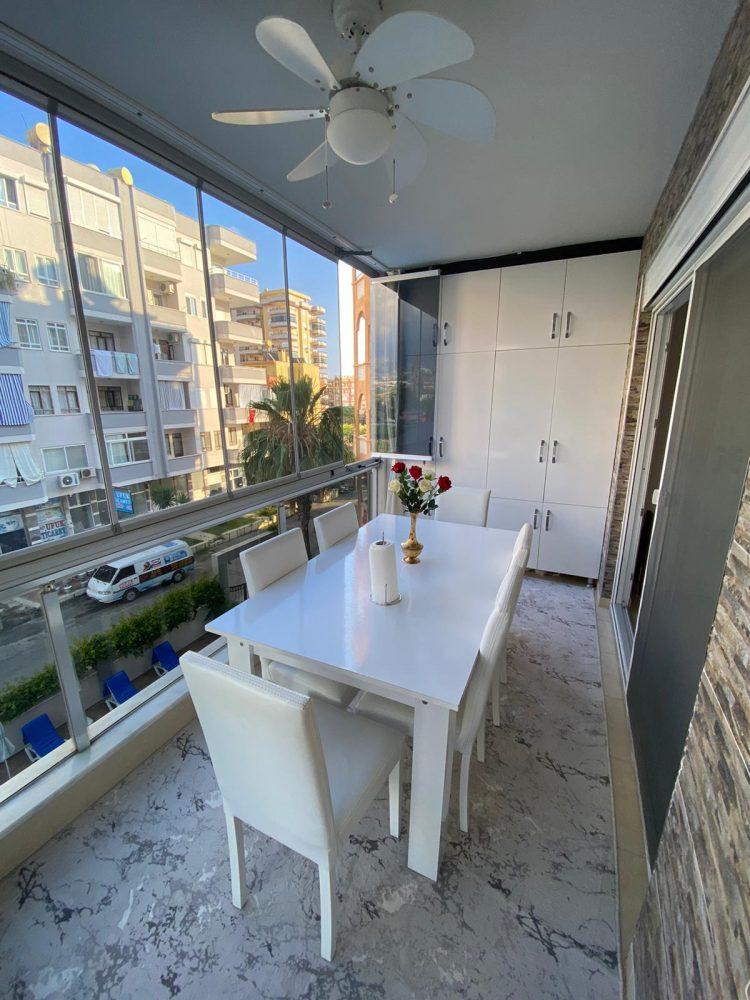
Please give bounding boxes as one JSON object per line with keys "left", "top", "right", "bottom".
{"left": 369, "top": 538, "right": 400, "bottom": 606}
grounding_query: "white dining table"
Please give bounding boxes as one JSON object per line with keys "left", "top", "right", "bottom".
{"left": 205, "top": 512, "right": 517, "bottom": 880}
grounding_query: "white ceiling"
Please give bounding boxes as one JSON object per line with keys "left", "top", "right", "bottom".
{"left": 1, "top": 0, "right": 736, "bottom": 269}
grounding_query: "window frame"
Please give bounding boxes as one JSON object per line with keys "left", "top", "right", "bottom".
{"left": 3, "top": 246, "right": 29, "bottom": 280}
{"left": 0, "top": 174, "right": 20, "bottom": 210}
{"left": 16, "top": 318, "right": 42, "bottom": 349}
{"left": 57, "top": 384, "right": 81, "bottom": 415}
{"left": 29, "top": 384, "right": 54, "bottom": 415}
{"left": 42, "top": 444, "right": 89, "bottom": 473}
{"left": 35, "top": 254, "right": 60, "bottom": 287}
{"left": 47, "top": 323, "right": 70, "bottom": 352}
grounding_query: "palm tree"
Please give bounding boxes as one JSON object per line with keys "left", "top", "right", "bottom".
{"left": 242, "top": 376, "right": 354, "bottom": 553}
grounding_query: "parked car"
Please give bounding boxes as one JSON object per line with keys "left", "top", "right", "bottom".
{"left": 86, "top": 540, "right": 194, "bottom": 604}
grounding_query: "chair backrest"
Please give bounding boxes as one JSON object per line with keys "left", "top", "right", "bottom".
{"left": 182, "top": 651, "right": 336, "bottom": 860}
{"left": 456, "top": 605, "right": 512, "bottom": 753}
{"left": 21, "top": 713, "right": 63, "bottom": 754}
{"left": 240, "top": 527, "right": 308, "bottom": 597}
{"left": 436, "top": 486, "right": 491, "bottom": 527}
{"left": 152, "top": 641, "right": 179, "bottom": 670}
{"left": 314, "top": 502, "right": 359, "bottom": 553}
{"left": 512, "top": 523, "right": 533, "bottom": 568}
{"left": 496, "top": 554, "right": 526, "bottom": 616}
{"left": 104, "top": 670, "right": 137, "bottom": 704}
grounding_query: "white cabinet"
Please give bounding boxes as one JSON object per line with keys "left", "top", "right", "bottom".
{"left": 435, "top": 351, "right": 494, "bottom": 486}
{"left": 536, "top": 504, "right": 607, "bottom": 578}
{"left": 560, "top": 251, "right": 639, "bottom": 347}
{"left": 544, "top": 345, "right": 628, "bottom": 507}
{"left": 440, "top": 269, "right": 501, "bottom": 354}
{"left": 487, "top": 498, "right": 542, "bottom": 569}
{"left": 486, "top": 348, "right": 557, "bottom": 500}
{"left": 496, "top": 259, "right": 566, "bottom": 350}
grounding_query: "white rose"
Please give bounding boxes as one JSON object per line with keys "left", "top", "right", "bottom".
{"left": 388, "top": 480, "right": 401, "bottom": 494}
{"left": 422, "top": 471, "right": 435, "bottom": 481}
{"left": 418, "top": 479, "right": 432, "bottom": 492}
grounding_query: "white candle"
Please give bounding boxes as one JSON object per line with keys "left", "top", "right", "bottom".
{"left": 369, "top": 537, "right": 400, "bottom": 606}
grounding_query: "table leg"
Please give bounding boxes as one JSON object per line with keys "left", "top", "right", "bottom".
{"left": 227, "top": 637, "right": 255, "bottom": 674}
{"left": 408, "top": 702, "right": 453, "bottom": 880}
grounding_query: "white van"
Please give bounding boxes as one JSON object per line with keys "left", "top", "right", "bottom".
{"left": 86, "top": 539, "right": 194, "bottom": 604}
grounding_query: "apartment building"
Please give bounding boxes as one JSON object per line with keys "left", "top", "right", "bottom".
{"left": 255, "top": 286, "right": 327, "bottom": 371}
{"left": 352, "top": 270, "right": 371, "bottom": 460}
{"left": 0, "top": 122, "right": 267, "bottom": 551}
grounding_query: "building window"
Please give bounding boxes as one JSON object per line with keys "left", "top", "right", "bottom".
{"left": 98, "top": 386, "right": 123, "bottom": 411}
{"left": 0, "top": 175, "right": 19, "bottom": 210}
{"left": 35, "top": 255, "right": 60, "bottom": 287}
{"left": 66, "top": 183, "right": 121, "bottom": 237}
{"left": 213, "top": 430, "right": 222, "bottom": 450}
{"left": 29, "top": 385, "right": 54, "bottom": 415}
{"left": 194, "top": 342, "right": 212, "bottom": 365}
{"left": 200, "top": 431, "right": 211, "bottom": 452}
{"left": 2, "top": 247, "right": 29, "bottom": 280}
{"left": 155, "top": 338, "right": 175, "bottom": 360}
{"left": 201, "top": 299, "right": 208, "bottom": 318}
{"left": 185, "top": 294, "right": 198, "bottom": 316}
{"left": 57, "top": 385, "right": 81, "bottom": 414}
{"left": 42, "top": 444, "right": 88, "bottom": 473}
{"left": 227, "top": 426, "right": 239, "bottom": 446}
{"left": 16, "top": 319, "right": 41, "bottom": 349}
{"left": 47, "top": 323, "right": 70, "bottom": 352}
{"left": 105, "top": 432, "right": 149, "bottom": 466}
{"left": 89, "top": 331, "right": 115, "bottom": 352}
{"left": 76, "top": 253, "right": 126, "bottom": 298}
{"left": 25, "top": 185, "right": 50, "bottom": 218}
{"left": 165, "top": 431, "right": 184, "bottom": 458}
{"left": 138, "top": 214, "right": 179, "bottom": 257}
{"left": 157, "top": 381, "right": 188, "bottom": 410}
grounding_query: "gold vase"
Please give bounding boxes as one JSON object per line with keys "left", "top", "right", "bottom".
{"left": 401, "top": 512, "right": 424, "bottom": 564}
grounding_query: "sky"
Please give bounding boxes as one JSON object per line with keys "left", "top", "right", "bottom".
{"left": 0, "top": 89, "right": 353, "bottom": 375}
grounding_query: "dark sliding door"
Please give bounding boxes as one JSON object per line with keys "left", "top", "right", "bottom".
{"left": 628, "top": 221, "right": 750, "bottom": 859}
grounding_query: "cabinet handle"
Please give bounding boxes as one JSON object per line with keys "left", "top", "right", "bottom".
{"left": 538, "top": 439, "right": 546, "bottom": 463}
{"left": 545, "top": 509, "right": 551, "bottom": 531}
{"left": 551, "top": 439, "right": 559, "bottom": 463}
{"left": 533, "top": 509, "right": 539, "bottom": 530}
{"left": 564, "top": 311, "right": 573, "bottom": 338}
{"left": 550, "top": 312, "right": 559, "bottom": 340}
{"left": 442, "top": 322, "right": 449, "bottom": 347}
{"left": 432, "top": 323, "right": 438, "bottom": 349}
{"left": 438, "top": 436, "right": 445, "bottom": 458}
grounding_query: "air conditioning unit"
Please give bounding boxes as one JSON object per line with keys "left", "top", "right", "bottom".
{"left": 58, "top": 472, "right": 80, "bottom": 488}
{"left": 160, "top": 282, "right": 176, "bottom": 295}
{"left": 79, "top": 468, "right": 96, "bottom": 480}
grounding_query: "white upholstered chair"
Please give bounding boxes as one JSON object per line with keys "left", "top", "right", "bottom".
{"left": 182, "top": 651, "right": 403, "bottom": 961}
{"left": 489, "top": 524, "right": 532, "bottom": 725}
{"left": 314, "top": 502, "right": 359, "bottom": 553}
{"left": 436, "top": 486, "right": 491, "bottom": 527}
{"left": 240, "top": 528, "right": 357, "bottom": 707}
{"left": 350, "top": 602, "right": 512, "bottom": 833}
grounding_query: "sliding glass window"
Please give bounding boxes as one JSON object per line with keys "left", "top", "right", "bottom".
{"left": 200, "top": 192, "right": 293, "bottom": 490}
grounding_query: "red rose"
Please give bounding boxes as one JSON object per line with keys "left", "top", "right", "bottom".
{"left": 409, "top": 465, "right": 423, "bottom": 481}
{"left": 437, "top": 475, "right": 452, "bottom": 492}
{"left": 392, "top": 460, "right": 406, "bottom": 474}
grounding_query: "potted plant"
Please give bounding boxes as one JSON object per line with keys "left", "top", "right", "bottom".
{"left": 388, "top": 461, "right": 451, "bottom": 563}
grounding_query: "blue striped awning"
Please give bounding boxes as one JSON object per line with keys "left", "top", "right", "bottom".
{"left": 0, "top": 373, "right": 34, "bottom": 425}
{"left": 0, "top": 301, "right": 10, "bottom": 347}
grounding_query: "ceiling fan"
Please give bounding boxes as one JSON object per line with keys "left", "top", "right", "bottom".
{"left": 211, "top": 0, "right": 495, "bottom": 205}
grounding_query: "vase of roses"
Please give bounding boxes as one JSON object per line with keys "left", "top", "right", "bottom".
{"left": 388, "top": 461, "right": 452, "bottom": 563}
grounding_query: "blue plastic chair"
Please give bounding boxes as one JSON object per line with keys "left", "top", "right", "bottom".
{"left": 103, "top": 670, "right": 138, "bottom": 711}
{"left": 152, "top": 641, "right": 180, "bottom": 677}
{"left": 21, "top": 713, "right": 64, "bottom": 761}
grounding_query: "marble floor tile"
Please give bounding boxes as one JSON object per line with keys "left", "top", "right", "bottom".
{"left": 0, "top": 576, "right": 620, "bottom": 1000}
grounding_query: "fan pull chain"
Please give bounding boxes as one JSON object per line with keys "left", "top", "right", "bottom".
{"left": 389, "top": 158, "right": 398, "bottom": 204}
{"left": 323, "top": 118, "right": 332, "bottom": 210}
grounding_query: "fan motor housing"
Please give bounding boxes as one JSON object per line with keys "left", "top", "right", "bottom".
{"left": 327, "top": 87, "right": 393, "bottom": 165}
{"left": 332, "top": 0, "right": 383, "bottom": 41}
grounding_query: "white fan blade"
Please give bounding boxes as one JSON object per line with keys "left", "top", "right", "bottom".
{"left": 354, "top": 13, "right": 473, "bottom": 88}
{"left": 381, "top": 114, "right": 427, "bottom": 191}
{"left": 256, "top": 17, "right": 338, "bottom": 91}
{"left": 287, "top": 141, "right": 339, "bottom": 182}
{"left": 212, "top": 109, "right": 325, "bottom": 125}
{"left": 398, "top": 79, "right": 495, "bottom": 142}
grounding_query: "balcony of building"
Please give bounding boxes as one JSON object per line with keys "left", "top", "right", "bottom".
{"left": 214, "top": 318, "right": 264, "bottom": 346}
{"left": 0, "top": 478, "right": 47, "bottom": 510}
{"left": 141, "top": 245, "right": 183, "bottom": 283}
{"left": 209, "top": 267, "right": 259, "bottom": 306}
{"left": 154, "top": 357, "right": 193, "bottom": 381}
{"left": 95, "top": 409, "right": 145, "bottom": 433}
{"left": 161, "top": 408, "right": 197, "bottom": 428}
{"left": 77, "top": 290, "right": 132, "bottom": 325}
{"left": 107, "top": 459, "right": 154, "bottom": 485}
{"left": 166, "top": 451, "right": 202, "bottom": 476}
{"left": 205, "top": 225, "right": 257, "bottom": 267}
{"left": 86, "top": 349, "right": 140, "bottom": 380}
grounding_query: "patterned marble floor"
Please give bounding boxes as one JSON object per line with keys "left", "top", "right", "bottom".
{"left": 0, "top": 576, "right": 618, "bottom": 999}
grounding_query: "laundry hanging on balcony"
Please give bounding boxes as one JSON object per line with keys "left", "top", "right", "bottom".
{"left": 0, "top": 442, "right": 43, "bottom": 485}
{"left": 0, "top": 301, "right": 11, "bottom": 347}
{"left": 0, "top": 373, "right": 35, "bottom": 425}
{"left": 91, "top": 349, "right": 114, "bottom": 376}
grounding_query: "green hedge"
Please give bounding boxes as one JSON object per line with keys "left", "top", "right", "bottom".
{"left": 0, "top": 576, "right": 227, "bottom": 723}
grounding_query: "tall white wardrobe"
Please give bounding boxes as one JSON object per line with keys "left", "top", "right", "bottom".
{"left": 434, "top": 250, "right": 639, "bottom": 578}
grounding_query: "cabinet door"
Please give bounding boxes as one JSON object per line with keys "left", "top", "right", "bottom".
{"left": 560, "top": 251, "right": 640, "bottom": 347}
{"left": 486, "top": 348, "right": 557, "bottom": 500}
{"left": 544, "top": 344, "right": 628, "bottom": 507}
{"left": 496, "top": 259, "right": 566, "bottom": 350}
{"left": 440, "top": 269, "right": 501, "bottom": 354}
{"left": 435, "top": 351, "right": 494, "bottom": 486}
{"left": 487, "top": 498, "right": 542, "bottom": 569}
{"left": 536, "top": 503, "right": 607, "bottom": 578}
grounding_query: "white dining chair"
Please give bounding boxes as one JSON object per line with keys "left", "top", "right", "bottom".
{"left": 240, "top": 528, "right": 358, "bottom": 707}
{"left": 349, "top": 602, "right": 512, "bottom": 834}
{"left": 489, "top": 525, "right": 531, "bottom": 726}
{"left": 436, "top": 486, "right": 491, "bottom": 527}
{"left": 512, "top": 522, "right": 533, "bottom": 565}
{"left": 314, "top": 502, "right": 359, "bottom": 553}
{"left": 182, "top": 651, "right": 403, "bottom": 961}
